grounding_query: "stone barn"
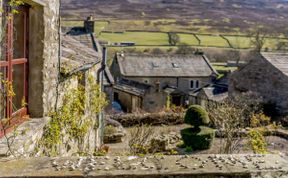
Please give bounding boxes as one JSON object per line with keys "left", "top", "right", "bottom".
{"left": 229, "top": 52, "right": 288, "bottom": 115}
{"left": 111, "top": 53, "right": 218, "bottom": 112}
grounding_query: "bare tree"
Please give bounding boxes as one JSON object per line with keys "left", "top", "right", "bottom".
{"left": 249, "top": 26, "right": 268, "bottom": 52}
{"left": 128, "top": 124, "right": 155, "bottom": 155}
{"left": 207, "top": 93, "right": 262, "bottom": 154}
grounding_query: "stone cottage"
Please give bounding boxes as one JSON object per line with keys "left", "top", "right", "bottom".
{"left": 0, "top": 1, "right": 107, "bottom": 156}
{"left": 229, "top": 52, "right": 288, "bottom": 115}
{"left": 110, "top": 53, "right": 218, "bottom": 112}
{"left": 0, "top": 0, "right": 60, "bottom": 130}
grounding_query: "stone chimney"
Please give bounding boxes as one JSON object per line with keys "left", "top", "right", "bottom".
{"left": 84, "top": 15, "right": 95, "bottom": 33}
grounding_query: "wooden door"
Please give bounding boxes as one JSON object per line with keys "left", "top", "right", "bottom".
{"left": 0, "top": 5, "right": 29, "bottom": 135}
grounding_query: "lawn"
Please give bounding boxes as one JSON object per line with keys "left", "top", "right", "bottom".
{"left": 98, "top": 32, "right": 169, "bottom": 46}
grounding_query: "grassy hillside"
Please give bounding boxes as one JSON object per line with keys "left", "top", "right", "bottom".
{"left": 61, "top": 0, "right": 288, "bottom": 35}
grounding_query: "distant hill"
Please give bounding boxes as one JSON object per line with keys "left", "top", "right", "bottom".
{"left": 61, "top": 0, "right": 288, "bottom": 34}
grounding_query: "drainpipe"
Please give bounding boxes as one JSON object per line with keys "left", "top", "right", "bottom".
{"left": 55, "top": 0, "right": 62, "bottom": 111}
{"left": 96, "top": 46, "right": 107, "bottom": 149}
{"left": 97, "top": 47, "right": 107, "bottom": 87}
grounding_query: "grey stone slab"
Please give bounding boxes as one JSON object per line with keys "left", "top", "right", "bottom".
{"left": 0, "top": 154, "right": 287, "bottom": 177}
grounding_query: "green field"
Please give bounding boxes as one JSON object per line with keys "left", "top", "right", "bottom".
{"left": 98, "top": 32, "right": 169, "bottom": 46}
{"left": 178, "top": 34, "right": 199, "bottom": 46}
{"left": 223, "top": 36, "right": 252, "bottom": 49}
{"left": 197, "top": 34, "right": 229, "bottom": 47}
{"left": 94, "top": 21, "right": 109, "bottom": 34}
{"left": 61, "top": 19, "right": 288, "bottom": 51}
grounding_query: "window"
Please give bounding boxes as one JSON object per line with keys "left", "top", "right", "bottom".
{"left": 190, "top": 80, "right": 194, "bottom": 89}
{"left": 190, "top": 80, "right": 200, "bottom": 89}
{"left": 195, "top": 80, "right": 199, "bottom": 89}
{"left": 155, "top": 81, "right": 160, "bottom": 92}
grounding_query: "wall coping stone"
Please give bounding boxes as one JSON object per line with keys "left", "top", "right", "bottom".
{"left": 0, "top": 154, "right": 287, "bottom": 177}
{"left": 0, "top": 117, "right": 50, "bottom": 157}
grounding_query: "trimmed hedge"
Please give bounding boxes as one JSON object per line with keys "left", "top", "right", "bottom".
{"left": 110, "top": 112, "right": 184, "bottom": 127}
{"left": 180, "top": 126, "right": 215, "bottom": 150}
{"left": 184, "top": 105, "right": 210, "bottom": 128}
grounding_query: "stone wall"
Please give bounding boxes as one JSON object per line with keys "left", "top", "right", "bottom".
{"left": 0, "top": 154, "right": 287, "bottom": 177}
{"left": 40, "top": 64, "right": 104, "bottom": 156}
{"left": 24, "top": 0, "right": 60, "bottom": 117}
{"left": 229, "top": 56, "right": 288, "bottom": 115}
{"left": 126, "top": 76, "right": 212, "bottom": 92}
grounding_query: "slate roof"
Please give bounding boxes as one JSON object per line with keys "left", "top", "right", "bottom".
{"left": 201, "top": 87, "right": 228, "bottom": 102}
{"left": 65, "top": 26, "right": 102, "bottom": 57}
{"left": 61, "top": 35, "right": 101, "bottom": 74}
{"left": 261, "top": 52, "right": 288, "bottom": 77}
{"left": 116, "top": 53, "right": 216, "bottom": 77}
{"left": 114, "top": 79, "right": 151, "bottom": 96}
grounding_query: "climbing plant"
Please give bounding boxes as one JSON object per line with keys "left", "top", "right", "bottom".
{"left": 38, "top": 74, "right": 107, "bottom": 156}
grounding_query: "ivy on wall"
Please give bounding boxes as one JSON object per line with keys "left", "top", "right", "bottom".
{"left": 37, "top": 74, "right": 107, "bottom": 156}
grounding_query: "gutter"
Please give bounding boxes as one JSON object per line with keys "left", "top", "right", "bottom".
{"left": 59, "top": 61, "right": 100, "bottom": 83}
{"left": 96, "top": 46, "right": 107, "bottom": 148}
{"left": 97, "top": 46, "right": 107, "bottom": 86}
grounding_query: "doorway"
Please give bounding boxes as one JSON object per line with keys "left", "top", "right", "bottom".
{"left": 0, "top": 5, "right": 29, "bottom": 122}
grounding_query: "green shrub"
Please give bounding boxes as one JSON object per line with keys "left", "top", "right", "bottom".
{"left": 184, "top": 105, "right": 210, "bottom": 129}
{"left": 181, "top": 127, "right": 215, "bottom": 150}
{"left": 181, "top": 105, "right": 215, "bottom": 150}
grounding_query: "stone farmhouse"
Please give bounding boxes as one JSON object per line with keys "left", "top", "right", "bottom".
{"left": 229, "top": 52, "right": 288, "bottom": 115}
{"left": 0, "top": 1, "right": 108, "bottom": 156}
{"left": 110, "top": 53, "right": 219, "bottom": 112}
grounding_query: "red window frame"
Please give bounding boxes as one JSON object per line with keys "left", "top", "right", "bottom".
{"left": 0, "top": 5, "right": 29, "bottom": 137}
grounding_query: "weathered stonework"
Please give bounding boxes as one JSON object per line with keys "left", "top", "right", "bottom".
{"left": 25, "top": 0, "right": 60, "bottom": 117}
{"left": 0, "top": 1, "right": 105, "bottom": 156}
{"left": 229, "top": 53, "right": 288, "bottom": 115}
{"left": 53, "top": 64, "right": 103, "bottom": 156}
{"left": 0, "top": 154, "right": 287, "bottom": 177}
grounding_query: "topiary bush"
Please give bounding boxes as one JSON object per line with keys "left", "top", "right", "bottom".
{"left": 181, "top": 105, "right": 215, "bottom": 150}
{"left": 184, "top": 105, "right": 210, "bottom": 130}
